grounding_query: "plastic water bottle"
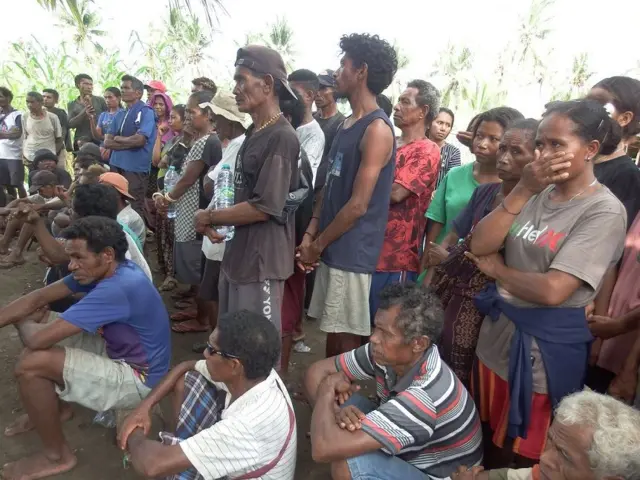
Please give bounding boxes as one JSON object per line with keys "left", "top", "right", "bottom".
{"left": 164, "top": 166, "right": 179, "bottom": 219}
{"left": 214, "top": 164, "right": 235, "bottom": 241}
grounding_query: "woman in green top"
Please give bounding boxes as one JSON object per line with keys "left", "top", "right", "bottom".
{"left": 419, "top": 107, "right": 524, "bottom": 282}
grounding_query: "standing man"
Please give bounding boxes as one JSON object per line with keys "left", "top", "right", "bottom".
{"left": 104, "top": 75, "right": 157, "bottom": 219}
{"left": 43, "top": 88, "right": 71, "bottom": 168}
{"left": 313, "top": 70, "right": 345, "bottom": 192}
{"left": 22, "top": 92, "right": 63, "bottom": 174}
{"left": 370, "top": 80, "right": 441, "bottom": 320}
{"left": 299, "top": 33, "right": 398, "bottom": 357}
{"left": 67, "top": 73, "right": 107, "bottom": 148}
{"left": 288, "top": 69, "right": 325, "bottom": 183}
{"left": 194, "top": 45, "right": 299, "bottom": 353}
{"left": 0, "top": 87, "right": 25, "bottom": 204}
{"left": 191, "top": 77, "right": 218, "bottom": 95}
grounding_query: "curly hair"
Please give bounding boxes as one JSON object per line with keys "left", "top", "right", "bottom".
{"left": 377, "top": 283, "right": 444, "bottom": 344}
{"left": 72, "top": 183, "right": 119, "bottom": 220}
{"left": 339, "top": 33, "right": 398, "bottom": 95}
{"left": 61, "top": 216, "right": 128, "bottom": 262}
{"left": 217, "top": 310, "right": 281, "bottom": 380}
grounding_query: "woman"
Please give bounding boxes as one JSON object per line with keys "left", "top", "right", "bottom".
{"left": 427, "top": 119, "right": 538, "bottom": 389}
{"left": 152, "top": 104, "right": 189, "bottom": 292}
{"left": 419, "top": 107, "right": 524, "bottom": 282}
{"left": 90, "top": 87, "right": 123, "bottom": 162}
{"left": 428, "top": 107, "right": 461, "bottom": 189}
{"left": 154, "top": 90, "right": 222, "bottom": 333}
{"left": 467, "top": 99, "right": 627, "bottom": 467}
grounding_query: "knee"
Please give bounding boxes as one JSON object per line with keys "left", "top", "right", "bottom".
{"left": 14, "top": 348, "right": 51, "bottom": 379}
{"left": 331, "top": 460, "right": 352, "bottom": 480}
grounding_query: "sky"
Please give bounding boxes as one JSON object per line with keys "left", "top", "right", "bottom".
{"left": 2, "top": 0, "right": 640, "bottom": 120}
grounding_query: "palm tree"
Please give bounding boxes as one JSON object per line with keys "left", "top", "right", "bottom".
{"left": 431, "top": 43, "right": 473, "bottom": 109}
{"left": 393, "top": 40, "right": 410, "bottom": 70}
{"left": 549, "top": 53, "right": 594, "bottom": 101}
{"left": 511, "top": 0, "right": 555, "bottom": 84}
{"left": 165, "top": 6, "right": 211, "bottom": 67}
{"left": 462, "top": 80, "right": 506, "bottom": 112}
{"left": 55, "top": 0, "right": 106, "bottom": 53}
{"left": 261, "top": 17, "right": 296, "bottom": 71}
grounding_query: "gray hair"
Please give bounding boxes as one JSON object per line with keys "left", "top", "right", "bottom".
{"left": 377, "top": 283, "right": 444, "bottom": 343}
{"left": 555, "top": 390, "right": 640, "bottom": 479}
{"left": 407, "top": 79, "right": 441, "bottom": 123}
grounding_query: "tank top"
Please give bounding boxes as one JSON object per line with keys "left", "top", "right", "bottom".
{"left": 319, "top": 108, "right": 396, "bottom": 273}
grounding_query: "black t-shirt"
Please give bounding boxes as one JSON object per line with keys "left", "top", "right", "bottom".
{"left": 295, "top": 148, "right": 314, "bottom": 246}
{"left": 594, "top": 155, "right": 640, "bottom": 228}
{"left": 313, "top": 111, "right": 345, "bottom": 192}
{"left": 50, "top": 107, "right": 71, "bottom": 151}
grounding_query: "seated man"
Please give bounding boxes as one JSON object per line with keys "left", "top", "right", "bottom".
{"left": 0, "top": 216, "right": 171, "bottom": 480}
{"left": 28, "top": 149, "right": 72, "bottom": 190}
{"left": 451, "top": 390, "right": 640, "bottom": 480}
{"left": 0, "top": 170, "right": 58, "bottom": 267}
{"left": 118, "top": 310, "right": 297, "bottom": 480}
{"left": 98, "top": 172, "right": 146, "bottom": 249}
{"left": 305, "top": 283, "right": 483, "bottom": 480}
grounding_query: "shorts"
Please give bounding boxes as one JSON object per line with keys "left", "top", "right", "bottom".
{"left": 199, "top": 258, "right": 220, "bottom": 302}
{"left": 0, "top": 158, "right": 25, "bottom": 186}
{"left": 174, "top": 239, "right": 203, "bottom": 286}
{"left": 369, "top": 271, "right": 418, "bottom": 324}
{"left": 308, "top": 262, "right": 372, "bottom": 336}
{"left": 55, "top": 331, "right": 151, "bottom": 412}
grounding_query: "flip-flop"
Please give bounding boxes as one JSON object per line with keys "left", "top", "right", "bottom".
{"left": 174, "top": 299, "right": 195, "bottom": 310}
{"left": 158, "top": 277, "right": 178, "bottom": 292}
{"left": 170, "top": 310, "right": 197, "bottom": 322}
{"left": 172, "top": 320, "right": 209, "bottom": 333}
{"left": 171, "top": 290, "right": 195, "bottom": 300}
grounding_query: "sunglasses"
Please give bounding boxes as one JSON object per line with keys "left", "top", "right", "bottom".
{"left": 206, "top": 343, "right": 240, "bottom": 360}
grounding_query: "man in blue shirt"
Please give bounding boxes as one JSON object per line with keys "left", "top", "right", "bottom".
{"left": 104, "top": 74, "right": 157, "bottom": 219}
{"left": 0, "top": 216, "right": 170, "bottom": 480}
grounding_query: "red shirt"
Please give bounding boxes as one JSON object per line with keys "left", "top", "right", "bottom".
{"left": 377, "top": 138, "right": 440, "bottom": 272}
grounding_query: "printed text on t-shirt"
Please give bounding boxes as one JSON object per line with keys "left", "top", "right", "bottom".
{"left": 510, "top": 220, "right": 567, "bottom": 252}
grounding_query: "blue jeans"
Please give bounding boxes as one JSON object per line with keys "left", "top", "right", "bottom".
{"left": 369, "top": 271, "right": 418, "bottom": 325}
{"left": 343, "top": 395, "right": 428, "bottom": 480}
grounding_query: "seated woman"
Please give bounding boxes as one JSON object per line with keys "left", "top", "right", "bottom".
{"left": 467, "top": 99, "right": 627, "bottom": 468}
{"left": 426, "top": 119, "right": 538, "bottom": 389}
{"left": 118, "top": 310, "right": 296, "bottom": 480}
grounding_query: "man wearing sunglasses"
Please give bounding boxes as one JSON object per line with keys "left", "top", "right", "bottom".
{"left": 119, "top": 310, "right": 297, "bottom": 480}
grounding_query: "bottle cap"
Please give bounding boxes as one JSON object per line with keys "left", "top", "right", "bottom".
{"left": 221, "top": 164, "right": 231, "bottom": 170}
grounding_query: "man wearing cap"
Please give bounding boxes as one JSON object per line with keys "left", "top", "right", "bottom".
{"left": 194, "top": 46, "right": 300, "bottom": 362}
{"left": 99, "top": 172, "right": 146, "bottom": 249}
{"left": 67, "top": 73, "right": 107, "bottom": 148}
{"left": 313, "top": 69, "right": 345, "bottom": 192}
{"left": 29, "top": 149, "right": 72, "bottom": 190}
{"left": 104, "top": 75, "right": 157, "bottom": 219}
{"left": 144, "top": 80, "right": 167, "bottom": 105}
{"left": 0, "top": 170, "right": 58, "bottom": 267}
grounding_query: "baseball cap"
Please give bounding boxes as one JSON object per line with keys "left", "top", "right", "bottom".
{"left": 144, "top": 80, "right": 167, "bottom": 93}
{"left": 33, "top": 149, "right": 58, "bottom": 168}
{"left": 78, "top": 142, "right": 102, "bottom": 161}
{"left": 235, "top": 45, "right": 297, "bottom": 100}
{"left": 98, "top": 172, "right": 135, "bottom": 199}
{"left": 29, "top": 170, "right": 58, "bottom": 194}
{"left": 200, "top": 91, "right": 251, "bottom": 129}
{"left": 318, "top": 70, "right": 336, "bottom": 88}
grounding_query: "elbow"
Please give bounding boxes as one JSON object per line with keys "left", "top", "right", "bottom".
{"left": 540, "top": 289, "right": 569, "bottom": 307}
{"left": 350, "top": 201, "right": 368, "bottom": 219}
{"left": 311, "top": 440, "right": 334, "bottom": 463}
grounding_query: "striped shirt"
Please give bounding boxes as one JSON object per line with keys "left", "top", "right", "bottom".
{"left": 435, "top": 143, "right": 462, "bottom": 188}
{"left": 179, "top": 362, "right": 296, "bottom": 479}
{"left": 336, "top": 344, "right": 483, "bottom": 479}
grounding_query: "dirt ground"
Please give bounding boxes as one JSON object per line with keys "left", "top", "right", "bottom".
{"left": 0, "top": 248, "right": 333, "bottom": 479}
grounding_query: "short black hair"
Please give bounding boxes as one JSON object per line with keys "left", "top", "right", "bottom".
{"left": 0, "top": 87, "right": 13, "bottom": 102}
{"left": 192, "top": 77, "right": 218, "bottom": 95}
{"left": 27, "top": 91, "right": 44, "bottom": 103}
{"left": 507, "top": 118, "right": 540, "bottom": 148}
{"left": 288, "top": 69, "right": 320, "bottom": 94}
{"left": 73, "top": 155, "right": 98, "bottom": 170}
{"left": 339, "top": 33, "right": 398, "bottom": 95}
{"left": 61, "top": 216, "right": 128, "bottom": 262}
{"left": 72, "top": 183, "right": 119, "bottom": 220}
{"left": 74, "top": 73, "right": 93, "bottom": 87}
{"left": 592, "top": 76, "right": 640, "bottom": 138}
{"left": 217, "top": 310, "right": 281, "bottom": 379}
{"left": 105, "top": 86, "right": 121, "bottom": 98}
{"left": 189, "top": 90, "right": 215, "bottom": 107}
{"left": 439, "top": 107, "right": 455, "bottom": 125}
{"left": 376, "top": 94, "right": 393, "bottom": 117}
{"left": 121, "top": 75, "right": 144, "bottom": 93}
{"left": 543, "top": 99, "right": 623, "bottom": 155}
{"left": 378, "top": 283, "right": 444, "bottom": 344}
{"left": 43, "top": 88, "right": 59, "bottom": 102}
{"left": 280, "top": 90, "right": 306, "bottom": 129}
{"left": 472, "top": 106, "right": 525, "bottom": 139}
{"left": 172, "top": 104, "right": 186, "bottom": 121}
{"left": 407, "top": 79, "right": 441, "bottom": 123}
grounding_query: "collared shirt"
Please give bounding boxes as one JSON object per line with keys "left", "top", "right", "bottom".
{"left": 107, "top": 101, "right": 157, "bottom": 173}
{"left": 67, "top": 95, "right": 107, "bottom": 145}
{"left": 335, "top": 344, "right": 483, "bottom": 478}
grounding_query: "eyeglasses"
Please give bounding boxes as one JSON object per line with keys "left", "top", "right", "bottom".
{"left": 206, "top": 343, "right": 240, "bottom": 360}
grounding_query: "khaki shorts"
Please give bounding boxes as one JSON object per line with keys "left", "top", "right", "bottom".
{"left": 309, "top": 262, "right": 372, "bottom": 336}
{"left": 55, "top": 331, "right": 151, "bottom": 412}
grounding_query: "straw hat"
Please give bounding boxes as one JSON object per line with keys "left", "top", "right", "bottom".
{"left": 199, "top": 91, "right": 251, "bottom": 129}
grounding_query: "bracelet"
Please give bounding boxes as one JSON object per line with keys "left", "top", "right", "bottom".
{"left": 165, "top": 193, "right": 176, "bottom": 203}
{"left": 500, "top": 200, "right": 520, "bottom": 216}
{"left": 152, "top": 192, "right": 164, "bottom": 200}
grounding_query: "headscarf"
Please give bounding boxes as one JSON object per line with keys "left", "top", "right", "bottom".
{"left": 151, "top": 91, "right": 176, "bottom": 145}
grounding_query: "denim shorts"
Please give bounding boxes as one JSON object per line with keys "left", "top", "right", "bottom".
{"left": 343, "top": 395, "right": 428, "bottom": 480}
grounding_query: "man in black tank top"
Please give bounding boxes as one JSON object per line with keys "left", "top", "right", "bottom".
{"left": 297, "top": 33, "right": 398, "bottom": 358}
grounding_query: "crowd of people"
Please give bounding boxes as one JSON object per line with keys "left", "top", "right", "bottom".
{"left": 1, "top": 31, "right": 640, "bottom": 480}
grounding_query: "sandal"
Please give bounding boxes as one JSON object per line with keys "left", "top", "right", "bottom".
{"left": 174, "top": 299, "right": 195, "bottom": 310}
{"left": 171, "top": 289, "right": 195, "bottom": 301}
{"left": 158, "top": 277, "right": 178, "bottom": 292}
{"left": 171, "top": 320, "right": 209, "bottom": 333}
{"left": 170, "top": 310, "right": 197, "bottom": 322}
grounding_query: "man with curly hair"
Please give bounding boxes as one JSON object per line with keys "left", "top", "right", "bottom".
{"left": 305, "top": 283, "right": 483, "bottom": 479}
{"left": 298, "top": 33, "right": 398, "bottom": 357}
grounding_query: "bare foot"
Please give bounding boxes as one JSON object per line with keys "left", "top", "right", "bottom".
{"left": 2, "top": 446, "right": 77, "bottom": 480}
{"left": 4, "top": 407, "right": 73, "bottom": 437}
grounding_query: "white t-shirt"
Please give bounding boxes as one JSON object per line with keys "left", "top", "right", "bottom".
{"left": 180, "top": 361, "right": 296, "bottom": 480}
{"left": 124, "top": 232, "right": 152, "bottom": 280}
{"left": 118, "top": 204, "right": 146, "bottom": 248}
{"left": 22, "top": 111, "right": 62, "bottom": 161}
{"left": 202, "top": 135, "right": 246, "bottom": 261}
{"left": 0, "top": 110, "right": 23, "bottom": 160}
{"left": 296, "top": 119, "right": 325, "bottom": 184}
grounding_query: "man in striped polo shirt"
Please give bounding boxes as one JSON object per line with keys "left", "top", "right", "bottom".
{"left": 305, "top": 283, "right": 483, "bottom": 479}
